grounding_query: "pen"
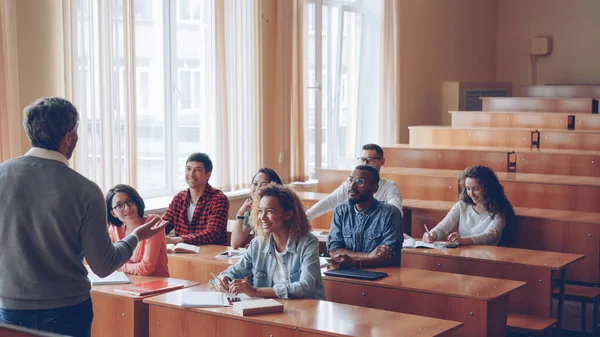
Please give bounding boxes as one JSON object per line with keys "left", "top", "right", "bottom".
{"left": 423, "top": 224, "right": 430, "bottom": 235}
{"left": 210, "top": 272, "right": 228, "bottom": 291}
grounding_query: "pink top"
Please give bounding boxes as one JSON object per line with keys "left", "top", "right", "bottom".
{"left": 108, "top": 217, "right": 170, "bottom": 277}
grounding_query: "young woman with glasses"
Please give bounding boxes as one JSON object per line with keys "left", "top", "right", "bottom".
{"left": 105, "top": 184, "right": 170, "bottom": 277}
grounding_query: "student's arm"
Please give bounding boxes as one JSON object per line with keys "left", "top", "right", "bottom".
{"left": 465, "top": 214, "right": 506, "bottom": 245}
{"left": 306, "top": 182, "right": 347, "bottom": 220}
{"left": 275, "top": 236, "right": 322, "bottom": 299}
{"left": 118, "top": 232, "right": 166, "bottom": 276}
{"left": 162, "top": 196, "right": 177, "bottom": 234}
{"left": 82, "top": 186, "right": 137, "bottom": 278}
{"left": 231, "top": 200, "right": 253, "bottom": 249}
{"left": 326, "top": 205, "right": 347, "bottom": 252}
{"left": 429, "top": 202, "right": 462, "bottom": 241}
{"left": 181, "top": 193, "right": 229, "bottom": 245}
{"left": 382, "top": 180, "right": 403, "bottom": 215}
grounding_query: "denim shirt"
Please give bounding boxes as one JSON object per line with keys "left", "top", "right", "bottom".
{"left": 217, "top": 233, "right": 326, "bottom": 300}
{"left": 327, "top": 199, "right": 403, "bottom": 265}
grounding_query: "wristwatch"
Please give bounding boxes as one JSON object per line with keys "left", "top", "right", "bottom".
{"left": 236, "top": 215, "right": 245, "bottom": 220}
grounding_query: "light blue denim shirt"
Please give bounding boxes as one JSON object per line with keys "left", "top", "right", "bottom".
{"left": 217, "top": 233, "right": 326, "bottom": 300}
{"left": 327, "top": 199, "right": 403, "bottom": 265}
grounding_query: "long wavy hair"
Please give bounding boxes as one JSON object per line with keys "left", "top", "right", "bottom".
{"left": 459, "top": 165, "right": 516, "bottom": 246}
{"left": 251, "top": 184, "right": 311, "bottom": 241}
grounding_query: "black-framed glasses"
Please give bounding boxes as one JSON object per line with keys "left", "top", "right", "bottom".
{"left": 357, "top": 156, "right": 382, "bottom": 164}
{"left": 346, "top": 177, "right": 366, "bottom": 187}
{"left": 112, "top": 198, "right": 134, "bottom": 211}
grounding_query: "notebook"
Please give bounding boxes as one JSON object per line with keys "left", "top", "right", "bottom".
{"left": 180, "top": 292, "right": 259, "bottom": 308}
{"left": 114, "top": 280, "right": 184, "bottom": 296}
{"left": 215, "top": 249, "right": 246, "bottom": 259}
{"left": 87, "top": 270, "right": 130, "bottom": 285}
{"left": 403, "top": 238, "right": 458, "bottom": 249}
{"left": 323, "top": 269, "right": 388, "bottom": 280}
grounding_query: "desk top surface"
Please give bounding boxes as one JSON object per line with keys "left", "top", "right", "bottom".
{"left": 403, "top": 246, "right": 584, "bottom": 271}
{"left": 167, "top": 244, "right": 240, "bottom": 265}
{"left": 322, "top": 266, "right": 525, "bottom": 301}
{"left": 90, "top": 274, "right": 198, "bottom": 301}
{"left": 143, "top": 284, "right": 462, "bottom": 337}
{"left": 382, "top": 144, "right": 600, "bottom": 156}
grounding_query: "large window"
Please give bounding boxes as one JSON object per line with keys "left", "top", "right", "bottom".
{"left": 303, "top": 0, "right": 381, "bottom": 177}
{"left": 74, "top": 0, "right": 258, "bottom": 196}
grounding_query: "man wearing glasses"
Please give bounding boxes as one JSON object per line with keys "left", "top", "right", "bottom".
{"left": 306, "top": 143, "right": 403, "bottom": 221}
{"left": 326, "top": 165, "right": 403, "bottom": 268}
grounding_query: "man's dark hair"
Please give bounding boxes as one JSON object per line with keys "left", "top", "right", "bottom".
{"left": 186, "top": 152, "right": 213, "bottom": 172}
{"left": 355, "top": 164, "right": 380, "bottom": 184}
{"left": 23, "top": 97, "right": 79, "bottom": 151}
{"left": 105, "top": 184, "right": 146, "bottom": 227}
{"left": 362, "top": 143, "right": 384, "bottom": 157}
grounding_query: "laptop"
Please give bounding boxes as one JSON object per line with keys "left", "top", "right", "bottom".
{"left": 323, "top": 269, "right": 388, "bottom": 281}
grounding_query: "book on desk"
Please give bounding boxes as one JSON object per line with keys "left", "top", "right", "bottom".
{"left": 166, "top": 243, "right": 200, "bottom": 254}
{"left": 114, "top": 280, "right": 185, "bottom": 296}
{"left": 87, "top": 270, "right": 131, "bottom": 285}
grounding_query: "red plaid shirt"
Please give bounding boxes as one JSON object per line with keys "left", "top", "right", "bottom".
{"left": 163, "top": 184, "right": 229, "bottom": 245}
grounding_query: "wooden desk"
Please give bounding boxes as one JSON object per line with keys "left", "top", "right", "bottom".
{"left": 538, "top": 129, "right": 600, "bottom": 151}
{"left": 316, "top": 167, "right": 600, "bottom": 213}
{"left": 480, "top": 97, "right": 598, "bottom": 113}
{"left": 323, "top": 266, "right": 524, "bottom": 337}
{"left": 143, "top": 284, "right": 463, "bottom": 337}
{"left": 405, "top": 199, "right": 600, "bottom": 284}
{"left": 522, "top": 85, "right": 600, "bottom": 99}
{"left": 0, "top": 324, "right": 65, "bottom": 337}
{"left": 401, "top": 246, "right": 583, "bottom": 334}
{"left": 167, "top": 245, "right": 237, "bottom": 283}
{"left": 409, "top": 126, "right": 535, "bottom": 149}
{"left": 450, "top": 111, "right": 600, "bottom": 131}
{"left": 90, "top": 275, "right": 198, "bottom": 337}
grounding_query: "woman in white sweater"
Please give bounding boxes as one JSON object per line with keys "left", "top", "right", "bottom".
{"left": 423, "top": 165, "right": 515, "bottom": 246}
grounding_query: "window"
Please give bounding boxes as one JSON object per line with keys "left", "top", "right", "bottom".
{"left": 303, "top": 0, "right": 381, "bottom": 177}
{"left": 73, "top": 0, "right": 258, "bottom": 197}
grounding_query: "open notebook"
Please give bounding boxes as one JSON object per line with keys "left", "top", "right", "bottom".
{"left": 180, "top": 292, "right": 259, "bottom": 308}
{"left": 87, "top": 270, "right": 130, "bottom": 285}
{"left": 403, "top": 238, "right": 458, "bottom": 249}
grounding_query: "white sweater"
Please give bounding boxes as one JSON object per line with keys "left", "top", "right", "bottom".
{"left": 306, "top": 178, "right": 403, "bottom": 221}
{"left": 430, "top": 201, "right": 505, "bottom": 245}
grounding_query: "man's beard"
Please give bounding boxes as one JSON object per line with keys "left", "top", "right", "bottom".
{"left": 348, "top": 192, "right": 369, "bottom": 205}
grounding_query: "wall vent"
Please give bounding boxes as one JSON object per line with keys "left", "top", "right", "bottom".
{"left": 465, "top": 90, "right": 509, "bottom": 111}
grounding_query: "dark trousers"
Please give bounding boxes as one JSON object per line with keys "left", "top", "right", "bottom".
{"left": 0, "top": 298, "right": 93, "bottom": 337}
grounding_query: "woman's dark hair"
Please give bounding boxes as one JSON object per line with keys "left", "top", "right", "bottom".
{"left": 251, "top": 184, "right": 311, "bottom": 240}
{"left": 253, "top": 167, "right": 283, "bottom": 185}
{"left": 105, "top": 184, "right": 145, "bottom": 227}
{"left": 459, "top": 165, "right": 516, "bottom": 246}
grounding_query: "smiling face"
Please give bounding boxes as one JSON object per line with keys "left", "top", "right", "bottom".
{"left": 465, "top": 177, "right": 484, "bottom": 205}
{"left": 257, "top": 196, "right": 292, "bottom": 235}
{"left": 110, "top": 192, "right": 140, "bottom": 223}
{"left": 250, "top": 172, "right": 271, "bottom": 197}
{"left": 185, "top": 161, "right": 211, "bottom": 189}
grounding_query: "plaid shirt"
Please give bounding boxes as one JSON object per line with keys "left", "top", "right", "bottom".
{"left": 163, "top": 184, "right": 229, "bottom": 245}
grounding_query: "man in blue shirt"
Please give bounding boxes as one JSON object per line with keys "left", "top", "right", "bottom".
{"left": 327, "top": 165, "right": 403, "bottom": 268}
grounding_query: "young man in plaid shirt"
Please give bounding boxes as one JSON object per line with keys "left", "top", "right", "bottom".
{"left": 164, "top": 153, "right": 229, "bottom": 245}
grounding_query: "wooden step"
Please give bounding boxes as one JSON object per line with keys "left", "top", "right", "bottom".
{"left": 553, "top": 284, "right": 600, "bottom": 300}
{"left": 507, "top": 313, "right": 557, "bottom": 332}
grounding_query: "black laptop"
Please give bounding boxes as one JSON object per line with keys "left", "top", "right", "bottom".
{"left": 323, "top": 269, "right": 388, "bottom": 280}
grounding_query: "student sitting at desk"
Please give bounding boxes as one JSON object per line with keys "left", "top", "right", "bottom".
{"left": 326, "top": 165, "right": 404, "bottom": 269}
{"left": 423, "top": 165, "right": 515, "bottom": 246}
{"left": 230, "top": 167, "right": 283, "bottom": 249}
{"left": 106, "top": 184, "right": 170, "bottom": 277}
{"left": 213, "top": 184, "right": 326, "bottom": 300}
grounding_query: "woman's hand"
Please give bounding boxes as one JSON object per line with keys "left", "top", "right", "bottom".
{"left": 422, "top": 231, "right": 437, "bottom": 243}
{"left": 237, "top": 198, "right": 253, "bottom": 217}
{"left": 212, "top": 276, "right": 231, "bottom": 293}
{"left": 228, "top": 279, "right": 257, "bottom": 297}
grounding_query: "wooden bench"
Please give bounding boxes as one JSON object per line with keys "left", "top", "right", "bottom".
{"left": 481, "top": 97, "right": 598, "bottom": 113}
{"left": 538, "top": 129, "right": 600, "bottom": 151}
{"left": 506, "top": 313, "right": 557, "bottom": 336}
{"left": 409, "top": 126, "right": 536, "bottom": 148}
{"left": 515, "top": 148, "right": 600, "bottom": 177}
{"left": 450, "top": 111, "right": 600, "bottom": 131}
{"left": 553, "top": 285, "right": 600, "bottom": 337}
{"left": 144, "top": 284, "right": 464, "bottom": 337}
{"left": 323, "top": 266, "right": 525, "bottom": 337}
{"left": 522, "top": 85, "right": 600, "bottom": 99}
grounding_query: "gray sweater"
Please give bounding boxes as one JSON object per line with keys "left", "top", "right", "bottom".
{"left": 0, "top": 152, "right": 138, "bottom": 309}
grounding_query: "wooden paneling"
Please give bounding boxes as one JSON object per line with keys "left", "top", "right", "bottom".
{"left": 450, "top": 111, "right": 570, "bottom": 129}
{"left": 523, "top": 85, "right": 600, "bottom": 98}
{"left": 383, "top": 145, "right": 510, "bottom": 172}
{"left": 481, "top": 97, "right": 598, "bottom": 113}
{"left": 409, "top": 127, "right": 534, "bottom": 148}
{"left": 516, "top": 150, "right": 600, "bottom": 177}
{"left": 539, "top": 129, "right": 600, "bottom": 151}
